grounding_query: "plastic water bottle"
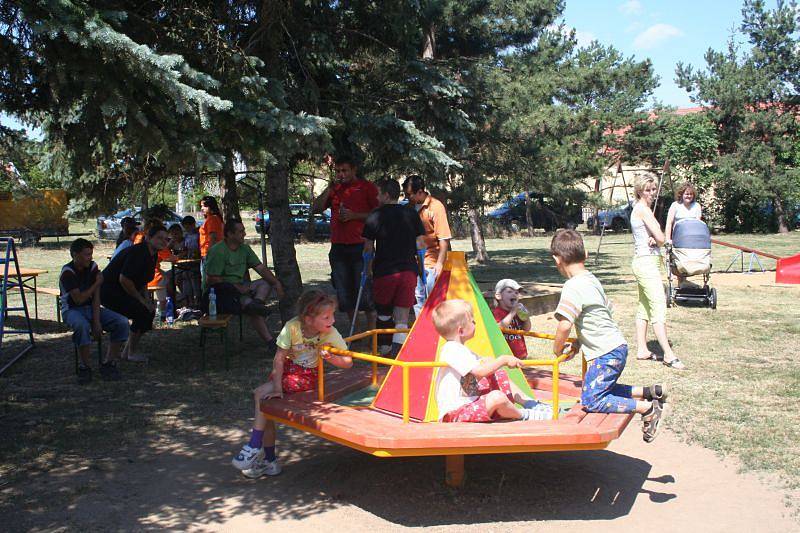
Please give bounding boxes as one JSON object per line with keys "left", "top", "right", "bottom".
{"left": 517, "top": 303, "right": 530, "bottom": 322}
{"left": 154, "top": 300, "right": 162, "bottom": 328}
{"left": 208, "top": 288, "right": 217, "bottom": 318}
{"left": 165, "top": 297, "right": 174, "bottom": 327}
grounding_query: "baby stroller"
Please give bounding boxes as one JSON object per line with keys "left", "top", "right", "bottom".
{"left": 665, "top": 218, "right": 717, "bottom": 309}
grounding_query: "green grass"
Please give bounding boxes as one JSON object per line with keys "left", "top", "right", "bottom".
{"left": 1, "top": 227, "right": 799, "bottom": 523}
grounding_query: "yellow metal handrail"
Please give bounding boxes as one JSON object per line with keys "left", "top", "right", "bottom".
{"left": 319, "top": 328, "right": 580, "bottom": 423}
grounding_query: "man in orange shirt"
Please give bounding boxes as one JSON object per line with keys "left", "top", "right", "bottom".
{"left": 402, "top": 175, "right": 452, "bottom": 317}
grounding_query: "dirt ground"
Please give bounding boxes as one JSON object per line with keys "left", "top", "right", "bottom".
{"left": 9, "top": 420, "right": 797, "bottom": 532}
{"left": 4, "top": 238, "right": 799, "bottom": 531}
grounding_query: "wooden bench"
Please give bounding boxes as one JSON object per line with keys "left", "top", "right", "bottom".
{"left": 34, "top": 287, "right": 62, "bottom": 323}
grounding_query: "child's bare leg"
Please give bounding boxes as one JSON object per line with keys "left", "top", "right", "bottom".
{"left": 508, "top": 379, "right": 535, "bottom": 404}
{"left": 633, "top": 400, "right": 653, "bottom": 414}
{"left": 233, "top": 381, "right": 280, "bottom": 467}
{"left": 252, "top": 381, "right": 278, "bottom": 430}
{"left": 251, "top": 382, "right": 280, "bottom": 464}
{"left": 484, "top": 390, "right": 523, "bottom": 420}
{"left": 262, "top": 420, "right": 276, "bottom": 447}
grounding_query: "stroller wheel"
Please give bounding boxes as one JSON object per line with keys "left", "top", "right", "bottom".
{"left": 708, "top": 287, "right": 717, "bottom": 309}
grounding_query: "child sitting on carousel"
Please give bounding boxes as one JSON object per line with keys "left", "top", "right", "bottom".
{"left": 231, "top": 289, "right": 352, "bottom": 478}
{"left": 432, "top": 299, "right": 551, "bottom": 423}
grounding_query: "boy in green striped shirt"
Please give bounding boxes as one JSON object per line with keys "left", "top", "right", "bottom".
{"left": 550, "top": 229, "right": 668, "bottom": 443}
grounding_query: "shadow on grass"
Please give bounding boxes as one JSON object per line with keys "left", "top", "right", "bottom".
{"left": 0, "top": 246, "right": 683, "bottom": 529}
{"left": 1, "top": 322, "right": 674, "bottom": 530}
{"left": 470, "top": 247, "right": 632, "bottom": 287}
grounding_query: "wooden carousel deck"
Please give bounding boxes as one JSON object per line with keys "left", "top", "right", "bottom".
{"left": 260, "top": 366, "right": 634, "bottom": 458}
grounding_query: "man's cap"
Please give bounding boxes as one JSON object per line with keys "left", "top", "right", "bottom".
{"left": 121, "top": 216, "right": 140, "bottom": 227}
{"left": 495, "top": 278, "right": 524, "bottom": 294}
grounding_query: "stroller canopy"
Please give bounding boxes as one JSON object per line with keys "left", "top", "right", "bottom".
{"left": 672, "top": 218, "right": 711, "bottom": 249}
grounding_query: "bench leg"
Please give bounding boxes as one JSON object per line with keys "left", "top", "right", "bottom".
{"left": 222, "top": 327, "right": 229, "bottom": 371}
{"left": 200, "top": 328, "right": 207, "bottom": 371}
{"left": 445, "top": 455, "right": 465, "bottom": 488}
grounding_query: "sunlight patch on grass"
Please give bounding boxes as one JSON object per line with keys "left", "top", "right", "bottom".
{"left": 1, "top": 229, "right": 799, "bottom": 518}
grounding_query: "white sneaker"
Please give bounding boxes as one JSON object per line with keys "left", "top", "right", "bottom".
{"left": 231, "top": 444, "right": 264, "bottom": 470}
{"left": 241, "top": 457, "right": 281, "bottom": 479}
{"left": 522, "top": 402, "right": 553, "bottom": 421}
{"left": 378, "top": 344, "right": 392, "bottom": 355}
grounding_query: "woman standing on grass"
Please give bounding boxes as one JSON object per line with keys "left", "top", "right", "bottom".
{"left": 630, "top": 175, "right": 685, "bottom": 370}
{"left": 664, "top": 182, "right": 702, "bottom": 243}
{"left": 665, "top": 182, "right": 703, "bottom": 286}
{"left": 199, "top": 196, "right": 224, "bottom": 288}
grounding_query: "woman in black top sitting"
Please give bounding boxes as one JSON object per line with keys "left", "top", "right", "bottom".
{"left": 101, "top": 222, "right": 169, "bottom": 363}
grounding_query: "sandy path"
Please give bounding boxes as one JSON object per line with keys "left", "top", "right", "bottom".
{"left": 10, "top": 421, "right": 796, "bottom": 532}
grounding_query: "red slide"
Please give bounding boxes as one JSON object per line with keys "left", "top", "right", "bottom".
{"left": 776, "top": 253, "right": 800, "bottom": 284}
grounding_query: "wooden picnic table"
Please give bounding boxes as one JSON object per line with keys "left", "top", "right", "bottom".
{"left": 170, "top": 258, "right": 200, "bottom": 303}
{"left": 0, "top": 267, "right": 49, "bottom": 320}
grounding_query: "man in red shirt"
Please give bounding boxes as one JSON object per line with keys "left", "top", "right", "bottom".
{"left": 312, "top": 156, "right": 379, "bottom": 329}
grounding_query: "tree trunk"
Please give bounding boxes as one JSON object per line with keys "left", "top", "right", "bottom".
{"left": 304, "top": 174, "right": 317, "bottom": 241}
{"left": 524, "top": 192, "right": 534, "bottom": 235}
{"left": 421, "top": 22, "right": 436, "bottom": 59}
{"left": 176, "top": 175, "right": 185, "bottom": 214}
{"left": 774, "top": 195, "right": 789, "bottom": 234}
{"left": 220, "top": 152, "right": 240, "bottom": 220}
{"left": 140, "top": 186, "right": 149, "bottom": 212}
{"left": 267, "top": 162, "right": 303, "bottom": 321}
{"left": 467, "top": 207, "right": 489, "bottom": 263}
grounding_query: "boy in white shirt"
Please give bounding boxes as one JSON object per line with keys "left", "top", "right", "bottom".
{"left": 550, "top": 229, "right": 667, "bottom": 442}
{"left": 432, "top": 299, "right": 551, "bottom": 423}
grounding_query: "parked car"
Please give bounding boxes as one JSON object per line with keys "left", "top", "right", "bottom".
{"left": 96, "top": 204, "right": 186, "bottom": 240}
{"left": 759, "top": 201, "right": 800, "bottom": 228}
{"left": 255, "top": 204, "right": 331, "bottom": 238}
{"left": 587, "top": 201, "right": 634, "bottom": 232}
{"left": 488, "top": 191, "right": 583, "bottom": 232}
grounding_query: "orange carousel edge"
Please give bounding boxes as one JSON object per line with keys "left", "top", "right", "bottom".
{"left": 259, "top": 367, "right": 634, "bottom": 459}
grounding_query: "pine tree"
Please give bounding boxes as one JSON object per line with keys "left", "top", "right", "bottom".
{"left": 677, "top": 0, "right": 800, "bottom": 233}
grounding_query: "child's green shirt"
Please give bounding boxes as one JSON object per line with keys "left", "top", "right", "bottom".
{"left": 555, "top": 271, "right": 626, "bottom": 360}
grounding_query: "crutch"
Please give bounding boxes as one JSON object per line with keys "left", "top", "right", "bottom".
{"left": 417, "top": 249, "right": 429, "bottom": 300}
{"left": 348, "top": 251, "right": 373, "bottom": 341}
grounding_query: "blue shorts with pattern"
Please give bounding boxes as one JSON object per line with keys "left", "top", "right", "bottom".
{"left": 581, "top": 344, "right": 637, "bottom": 414}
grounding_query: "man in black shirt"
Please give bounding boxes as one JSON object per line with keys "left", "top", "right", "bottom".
{"left": 101, "top": 222, "right": 169, "bottom": 362}
{"left": 60, "top": 238, "right": 130, "bottom": 383}
{"left": 362, "top": 178, "right": 425, "bottom": 354}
